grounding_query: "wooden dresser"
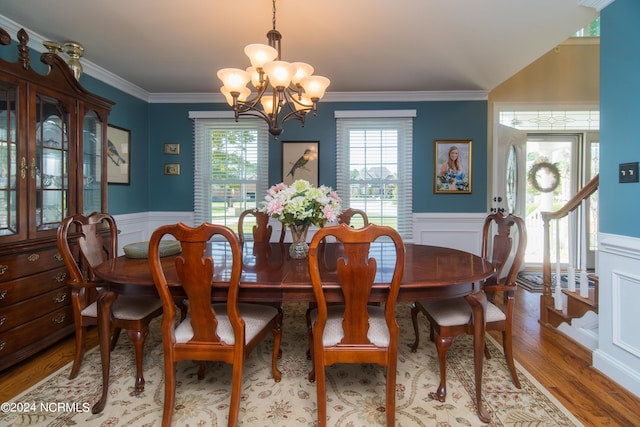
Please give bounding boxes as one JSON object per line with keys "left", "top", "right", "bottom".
{"left": 0, "top": 27, "right": 113, "bottom": 371}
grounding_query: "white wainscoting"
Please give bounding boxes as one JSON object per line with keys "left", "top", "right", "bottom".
{"left": 113, "top": 212, "right": 193, "bottom": 254}
{"left": 412, "top": 212, "right": 487, "bottom": 255}
{"left": 593, "top": 232, "right": 640, "bottom": 397}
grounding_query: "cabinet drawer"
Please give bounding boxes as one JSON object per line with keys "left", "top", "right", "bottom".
{"left": 0, "top": 305, "right": 73, "bottom": 359}
{"left": 0, "top": 246, "right": 65, "bottom": 282}
{"left": 0, "top": 286, "right": 70, "bottom": 333}
{"left": 0, "top": 267, "right": 68, "bottom": 306}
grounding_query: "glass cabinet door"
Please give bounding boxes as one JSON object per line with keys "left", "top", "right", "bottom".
{"left": 82, "top": 110, "right": 103, "bottom": 214}
{"left": 34, "top": 93, "right": 70, "bottom": 232}
{"left": 0, "top": 81, "right": 21, "bottom": 239}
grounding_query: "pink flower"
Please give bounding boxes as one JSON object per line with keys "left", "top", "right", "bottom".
{"left": 265, "top": 199, "right": 284, "bottom": 216}
{"left": 323, "top": 205, "right": 338, "bottom": 223}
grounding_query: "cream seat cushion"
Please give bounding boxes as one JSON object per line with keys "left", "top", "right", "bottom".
{"left": 310, "top": 304, "right": 390, "bottom": 347}
{"left": 81, "top": 296, "right": 162, "bottom": 320}
{"left": 174, "top": 303, "right": 278, "bottom": 345}
{"left": 418, "top": 298, "right": 506, "bottom": 327}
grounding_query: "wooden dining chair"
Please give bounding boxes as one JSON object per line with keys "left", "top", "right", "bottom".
{"left": 409, "top": 212, "right": 527, "bottom": 402}
{"left": 148, "top": 222, "right": 282, "bottom": 427}
{"left": 56, "top": 212, "right": 163, "bottom": 394}
{"left": 338, "top": 207, "right": 369, "bottom": 228}
{"left": 238, "top": 208, "right": 285, "bottom": 245}
{"left": 307, "top": 223, "right": 405, "bottom": 427}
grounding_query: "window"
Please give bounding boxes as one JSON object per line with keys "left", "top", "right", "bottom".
{"left": 190, "top": 112, "right": 268, "bottom": 232}
{"left": 336, "top": 110, "right": 415, "bottom": 240}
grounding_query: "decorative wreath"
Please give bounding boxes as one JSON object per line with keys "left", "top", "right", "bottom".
{"left": 528, "top": 162, "right": 560, "bottom": 193}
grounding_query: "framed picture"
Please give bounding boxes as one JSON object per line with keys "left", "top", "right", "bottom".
{"left": 163, "top": 142, "right": 180, "bottom": 155}
{"left": 434, "top": 140, "right": 472, "bottom": 194}
{"left": 107, "top": 125, "right": 130, "bottom": 185}
{"left": 164, "top": 163, "right": 181, "bottom": 175}
{"left": 282, "top": 141, "right": 319, "bottom": 186}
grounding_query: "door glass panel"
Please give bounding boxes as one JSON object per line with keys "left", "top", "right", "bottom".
{"left": 525, "top": 135, "right": 578, "bottom": 265}
{"left": 35, "top": 94, "right": 69, "bottom": 230}
{"left": 0, "top": 82, "right": 18, "bottom": 236}
{"left": 83, "top": 110, "right": 103, "bottom": 214}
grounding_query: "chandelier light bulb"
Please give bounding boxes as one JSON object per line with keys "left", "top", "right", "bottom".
{"left": 263, "top": 61, "right": 295, "bottom": 88}
{"left": 244, "top": 44, "right": 278, "bottom": 68}
{"left": 221, "top": 86, "right": 250, "bottom": 106}
{"left": 300, "top": 75, "right": 331, "bottom": 100}
{"left": 217, "top": 68, "right": 251, "bottom": 93}
{"left": 291, "top": 62, "right": 314, "bottom": 86}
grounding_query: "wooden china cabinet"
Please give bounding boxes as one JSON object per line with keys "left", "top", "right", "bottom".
{"left": 0, "top": 28, "right": 114, "bottom": 370}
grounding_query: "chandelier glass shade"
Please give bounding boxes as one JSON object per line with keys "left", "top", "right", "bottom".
{"left": 217, "top": 0, "right": 330, "bottom": 137}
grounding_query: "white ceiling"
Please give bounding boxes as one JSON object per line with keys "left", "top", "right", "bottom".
{"left": 0, "top": 0, "right": 600, "bottom": 99}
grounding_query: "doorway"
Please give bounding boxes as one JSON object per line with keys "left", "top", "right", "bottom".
{"left": 494, "top": 107, "right": 599, "bottom": 270}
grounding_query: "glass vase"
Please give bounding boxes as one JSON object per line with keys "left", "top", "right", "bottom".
{"left": 289, "top": 223, "right": 310, "bottom": 259}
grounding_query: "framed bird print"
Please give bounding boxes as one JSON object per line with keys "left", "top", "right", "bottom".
{"left": 106, "top": 124, "right": 130, "bottom": 184}
{"left": 282, "top": 141, "right": 319, "bottom": 186}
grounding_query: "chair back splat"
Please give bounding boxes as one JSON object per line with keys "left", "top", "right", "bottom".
{"left": 238, "top": 208, "right": 285, "bottom": 245}
{"left": 149, "top": 222, "right": 282, "bottom": 427}
{"left": 307, "top": 223, "right": 405, "bottom": 427}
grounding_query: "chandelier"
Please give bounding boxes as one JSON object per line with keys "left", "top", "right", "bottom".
{"left": 217, "top": 0, "right": 330, "bottom": 137}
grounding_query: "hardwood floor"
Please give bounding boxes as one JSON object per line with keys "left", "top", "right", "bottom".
{"left": 1, "top": 287, "right": 639, "bottom": 426}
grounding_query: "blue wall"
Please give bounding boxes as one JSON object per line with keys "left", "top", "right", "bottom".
{"left": 148, "top": 100, "right": 488, "bottom": 214}
{"left": 600, "top": 0, "right": 640, "bottom": 237}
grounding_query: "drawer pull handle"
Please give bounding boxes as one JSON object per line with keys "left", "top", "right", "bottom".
{"left": 28, "top": 254, "right": 40, "bottom": 262}
{"left": 54, "top": 253, "right": 63, "bottom": 262}
{"left": 0, "top": 289, "right": 6, "bottom": 299}
{"left": 0, "top": 265, "right": 7, "bottom": 275}
{"left": 0, "top": 315, "right": 5, "bottom": 326}
{"left": 52, "top": 313, "right": 66, "bottom": 324}
{"left": 53, "top": 293, "right": 66, "bottom": 303}
{"left": 0, "top": 340, "right": 5, "bottom": 351}
{"left": 54, "top": 272, "right": 66, "bottom": 282}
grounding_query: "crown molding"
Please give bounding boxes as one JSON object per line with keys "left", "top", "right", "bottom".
{"left": 577, "top": 0, "right": 615, "bottom": 12}
{"left": 150, "top": 90, "right": 488, "bottom": 104}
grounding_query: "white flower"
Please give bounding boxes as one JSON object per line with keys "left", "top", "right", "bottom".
{"left": 260, "top": 180, "right": 342, "bottom": 227}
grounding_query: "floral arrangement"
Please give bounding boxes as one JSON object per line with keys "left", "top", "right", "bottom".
{"left": 438, "top": 169, "right": 469, "bottom": 191}
{"left": 260, "top": 179, "right": 342, "bottom": 227}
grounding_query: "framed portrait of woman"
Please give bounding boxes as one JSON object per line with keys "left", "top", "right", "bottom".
{"left": 434, "top": 140, "right": 472, "bottom": 194}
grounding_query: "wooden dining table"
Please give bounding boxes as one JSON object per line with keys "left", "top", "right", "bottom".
{"left": 92, "top": 241, "right": 495, "bottom": 422}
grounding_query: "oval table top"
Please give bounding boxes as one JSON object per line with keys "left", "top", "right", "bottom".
{"left": 95, "top": 241, "right": 495, "bottom": 303}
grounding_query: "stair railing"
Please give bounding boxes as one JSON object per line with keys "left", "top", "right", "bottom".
{"left": 539, "top": 174, "right": 599, "bottom": 326}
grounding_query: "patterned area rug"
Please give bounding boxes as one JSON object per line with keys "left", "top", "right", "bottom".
{"left": 1, "top": 303, "right": 583, "bottom": 426}
{"left": 517, "top": 271, "right": 595, "bottom": 293}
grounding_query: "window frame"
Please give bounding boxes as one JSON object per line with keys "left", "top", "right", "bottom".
{"left": 335, "top": 110, "right": 415, "bottom": 240}
{"left": 190, "top": 111, "right": 268, "bottom": 231}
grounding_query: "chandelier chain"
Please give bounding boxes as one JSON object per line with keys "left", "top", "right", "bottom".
{"left": 272, "top": 0, "right": 277, "bottom": 32}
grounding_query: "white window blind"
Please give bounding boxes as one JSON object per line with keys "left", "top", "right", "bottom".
{"left": 336, "top": 111, "right": 414, "bottom": 239}
{"left": 191, "top": 113, "right": 268, "bottom": 230}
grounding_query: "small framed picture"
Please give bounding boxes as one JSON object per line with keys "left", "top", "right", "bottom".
{"left": 107, "top": 125, "right": 130, "bottom": 185}
{"left": 164, "top": 143, "right": 180, "bottom": 155}
{"left": 282, "top": 141, "right": 319, "bottom": 186}
{"left": 164, "top": 163, "right": 181, "bottom": 175}
{"left": 434, "top": 140, "right": 472, "bottom": 194}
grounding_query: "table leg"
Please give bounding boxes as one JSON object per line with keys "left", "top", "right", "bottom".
{"left": 465, "top": 290, "right": 491, "bottom": 423}
{"left": 91, "top": 289, "right": 117, "bottom": 414}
